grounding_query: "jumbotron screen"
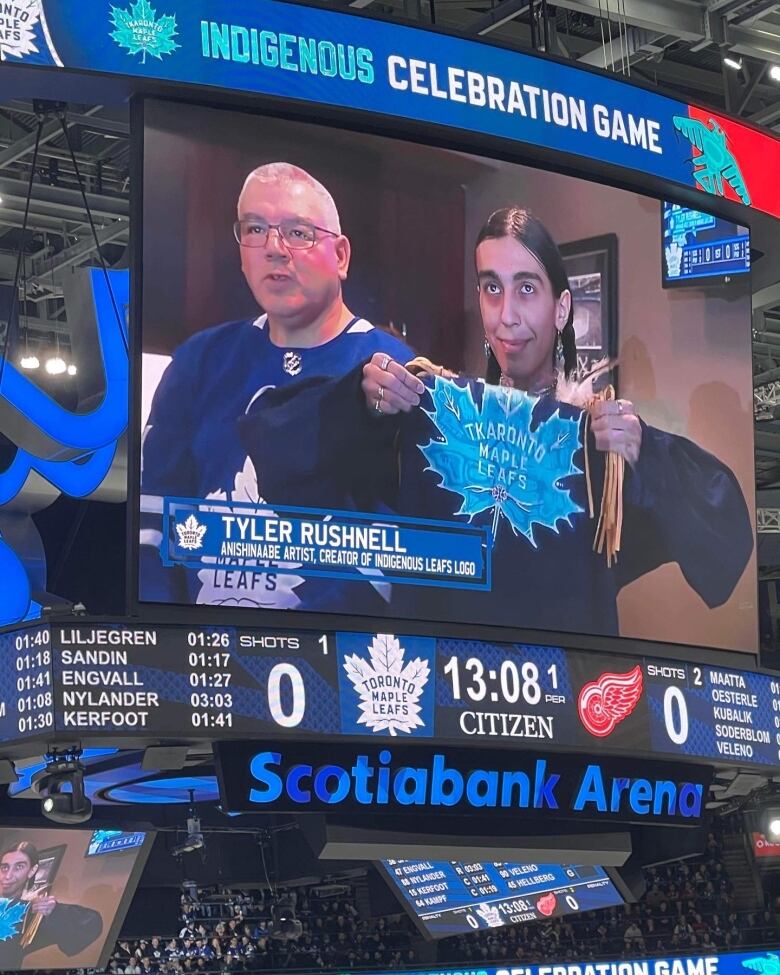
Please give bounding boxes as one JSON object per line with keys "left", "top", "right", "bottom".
{"left": 137, "top": 97, "right": 756, "bottom": 652}
{"left": 0, "top": 827, "right": 153, "bottom": 970}
{"left": 378, "top": 858, "right": 624, "bottom": 938}
{"left": 662, "top": 201, "right": 750, "bottom": 286}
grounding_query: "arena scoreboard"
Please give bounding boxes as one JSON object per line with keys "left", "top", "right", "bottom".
{"left": 378, "top": 858, "right": 625, "bottom": 937}
{"left": 0, "top": 620, "right": 778, "bottom": 771}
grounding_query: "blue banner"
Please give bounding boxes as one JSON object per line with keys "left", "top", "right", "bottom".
{"left": 368, "top": 955, "right": 780, "bottom": 975}
{"left": 5, "top": 0, "right": 780, "bottom": 219}
{"left": 163, "top": 498, "right": 491, "bottom": 588}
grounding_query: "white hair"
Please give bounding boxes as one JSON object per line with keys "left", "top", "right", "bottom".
{"left": 237, "top": 162, "right": 341, "bottom": 234}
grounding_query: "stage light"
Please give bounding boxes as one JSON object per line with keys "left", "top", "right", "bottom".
{"left": 19, "top": 355, "right": 40, "bottom": 370}
{"left": 39, "top": 761, "right": 92, "bottom": 824}
{"left": 723, "top": 56, "right": 742, "bottom": 71}
{"left": 770, "top": 65, "right": 780, "bottom": 82}
{"left": 45, "top": 356, "right": 67, "bottom": 375}
{"left": 67, "top": 363, "right": 78, "bottom": 376}
{"left": 761, "top": 806, "right": 780, "bottom": 838}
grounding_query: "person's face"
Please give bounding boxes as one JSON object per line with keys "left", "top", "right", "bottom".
{"left": 238, "top": 178, "right": 350, "bottom": 330}
{"left": 476, "top": 235, "right": 570, "bottom": 389}
{"left": 0, "top": 851, "right": 36, "bottom": 898}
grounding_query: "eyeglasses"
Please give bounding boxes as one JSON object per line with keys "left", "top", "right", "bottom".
{"left": 233, "top": 219, "right": 338, "bottom": 250}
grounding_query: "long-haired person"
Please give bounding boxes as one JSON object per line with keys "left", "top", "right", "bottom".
{"left": 0, "top": 840, "right": 103, "bottom": 968}
{"left": 242, "top": 207, "right": 753, "bottom": 636}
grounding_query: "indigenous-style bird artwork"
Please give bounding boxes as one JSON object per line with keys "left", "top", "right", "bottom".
{"left": 743, "top": 955, "right": 780, "bottom": 975}
{"left": 673, "top": 115, "right": 751, "bottom": 205}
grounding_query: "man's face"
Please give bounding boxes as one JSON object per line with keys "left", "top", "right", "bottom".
{"left": 238, "top": 179, "right": 350, "bottom": 331}
{"left": 0, "top": 851, "right": 36, "bottom": 898}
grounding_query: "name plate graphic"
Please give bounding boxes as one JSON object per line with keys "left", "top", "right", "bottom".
{"left": 163, "top": 499, "right": 490, "bottom": 589}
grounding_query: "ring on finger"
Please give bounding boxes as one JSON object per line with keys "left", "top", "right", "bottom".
{"left": 378, "top": 385, "right": 384, "bottom": 401}
{"left": 380, "top": 355, "right": 390, "bottom": 371}
{"left": 617, "top": 400, "right": 624, "bottom": 415}
{"left": 374, "top": 398, "right": 382, "bottom": 413}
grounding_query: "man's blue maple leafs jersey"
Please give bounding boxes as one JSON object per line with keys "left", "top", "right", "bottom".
{"left": 140, "top": 314, "right": 411, "bottom": 611}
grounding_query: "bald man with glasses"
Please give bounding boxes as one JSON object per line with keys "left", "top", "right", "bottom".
{"left": 140, "top": 162, "right": 413, "bottom": 612}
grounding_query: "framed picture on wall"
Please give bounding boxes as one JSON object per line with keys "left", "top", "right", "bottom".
{"left": 559, "top": 233, "right": 618, "bottom": 384}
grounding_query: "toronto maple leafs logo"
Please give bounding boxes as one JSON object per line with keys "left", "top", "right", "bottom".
{"left": 475, "top": 902, "right": 503, "bottom": 928}
{"left": 110, "top": 0, "right": 180, "bottom": 64}
{"left": 0, "top": 898, "right": 27, "bottom": 941}
{"left": 342, "top": 635, "right": 431, "bottom": 736}
{"left": 577, "top": 665, "right": 644, "bottom": 738}
{"left": 176, "top": 514, "right": 206, "bottom": 551}
{"left": 0, "top": 0, "right": 41, "bottom": 61}
{"left": 420, "top": 378, "right": 582, "bottom": 547}
{"left": 196, "top": 457, "right": 304, "bottom": 609}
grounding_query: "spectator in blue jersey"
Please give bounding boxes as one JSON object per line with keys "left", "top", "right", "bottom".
{"left": 240, "top": 206, "right": 752, "bottom": 638}
{"left": 140, "top": 162, "right": 411, "bottom": 611}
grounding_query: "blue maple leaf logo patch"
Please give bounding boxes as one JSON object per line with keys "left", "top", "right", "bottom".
{"left": 0, "top": 898, "right": 28, "bottom": 941}
{"left": 420, "top": 378, "right": 583, "bottom": 547}
{"left": 109, "top": 0, "right": 180, "bottom": 64}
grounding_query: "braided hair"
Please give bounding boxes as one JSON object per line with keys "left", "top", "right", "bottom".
{"left": 476, "top": 207, "right": 576, "bottom": 386}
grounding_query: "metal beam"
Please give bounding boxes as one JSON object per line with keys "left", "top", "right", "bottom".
{"left": 731, "top": 0, "right": 779, "bottom": 26}
{"left": 727, "top": 22, "right": 780, "bottom": 60}
{"left": 550, "top": 0, "right": 705, "bottom": 40}
{"left": 632, "top": 57, "right": 727, "bottom": 97}
{"left": 737, "top": 62, "right": 767, "bottom": 114}
{"left": 579, "top": 27, "right": 670, "bottom": 68}
{"left": 749, "top": 101, "right": 780, "bottom": 126}
{"left": 755, "top": 428, "right": 780, "bottom": 451}
{"left": 0, "top": 176, "right": 128, "bottom": 221}
{"left": 0, "top": 106, "right": 102, "bottom": 171}
{"left": 706, "top": 0, "right": 754, "bottom": 13}
{"left": 753, "top": 281, "right": 780, "bottom": 312}
{"left": 466, "top": 0, "right": 530, "bottom": 36}
{"left": 63, "top": 113, "right": 129, "bottom": 137}
{"left": 755, "top": 366, "right": 780, "bottom": 385}
{"left": 28, "top": 221, "right": 128, "bottom": 284}
{"left": 0, "top": 315, "right": 71, "bottom": 336}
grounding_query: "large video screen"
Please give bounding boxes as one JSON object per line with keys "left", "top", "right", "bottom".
{"left": 378, "top": 858, "right": 624, "bottom": 939}
{"left": 662, "top": 201, "right": 750, "bottom": 286}
{"left": 137, "top": 98, "right": 756, "bottom": 652}
{"left": 0, "top": 827, "right": 153, "bottom": 970}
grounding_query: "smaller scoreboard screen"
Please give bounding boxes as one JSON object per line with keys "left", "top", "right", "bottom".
{"left": 379, "top": 859, "right": 624, "bottom": 938}
{"left": 662, "top": 201, "right": 750, "bottom": 285}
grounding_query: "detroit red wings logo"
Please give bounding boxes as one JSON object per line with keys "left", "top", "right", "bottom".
{"left": 577, "top": 665, "right": 643, "bottom": 737}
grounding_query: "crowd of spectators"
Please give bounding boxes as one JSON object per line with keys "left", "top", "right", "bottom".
{"left": 101, "top": 829, "right": 778, "bottom": 975}
{"left": 106, "top": 885, "right": 418, "bottom": 975}
{"left": 437, "top": 830, "right": 778, "bottom": 965}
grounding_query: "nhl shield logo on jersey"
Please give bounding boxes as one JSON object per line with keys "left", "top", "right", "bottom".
{"left": 336, "top": 633, "right": 436, "bottom": 737}
{"left": 0, "top": 0, "right": 41, "bottom": 61}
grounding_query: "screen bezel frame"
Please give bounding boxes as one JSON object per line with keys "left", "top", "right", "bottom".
{"left": 126, "top": 91, "right": 759, "bottom": 660}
